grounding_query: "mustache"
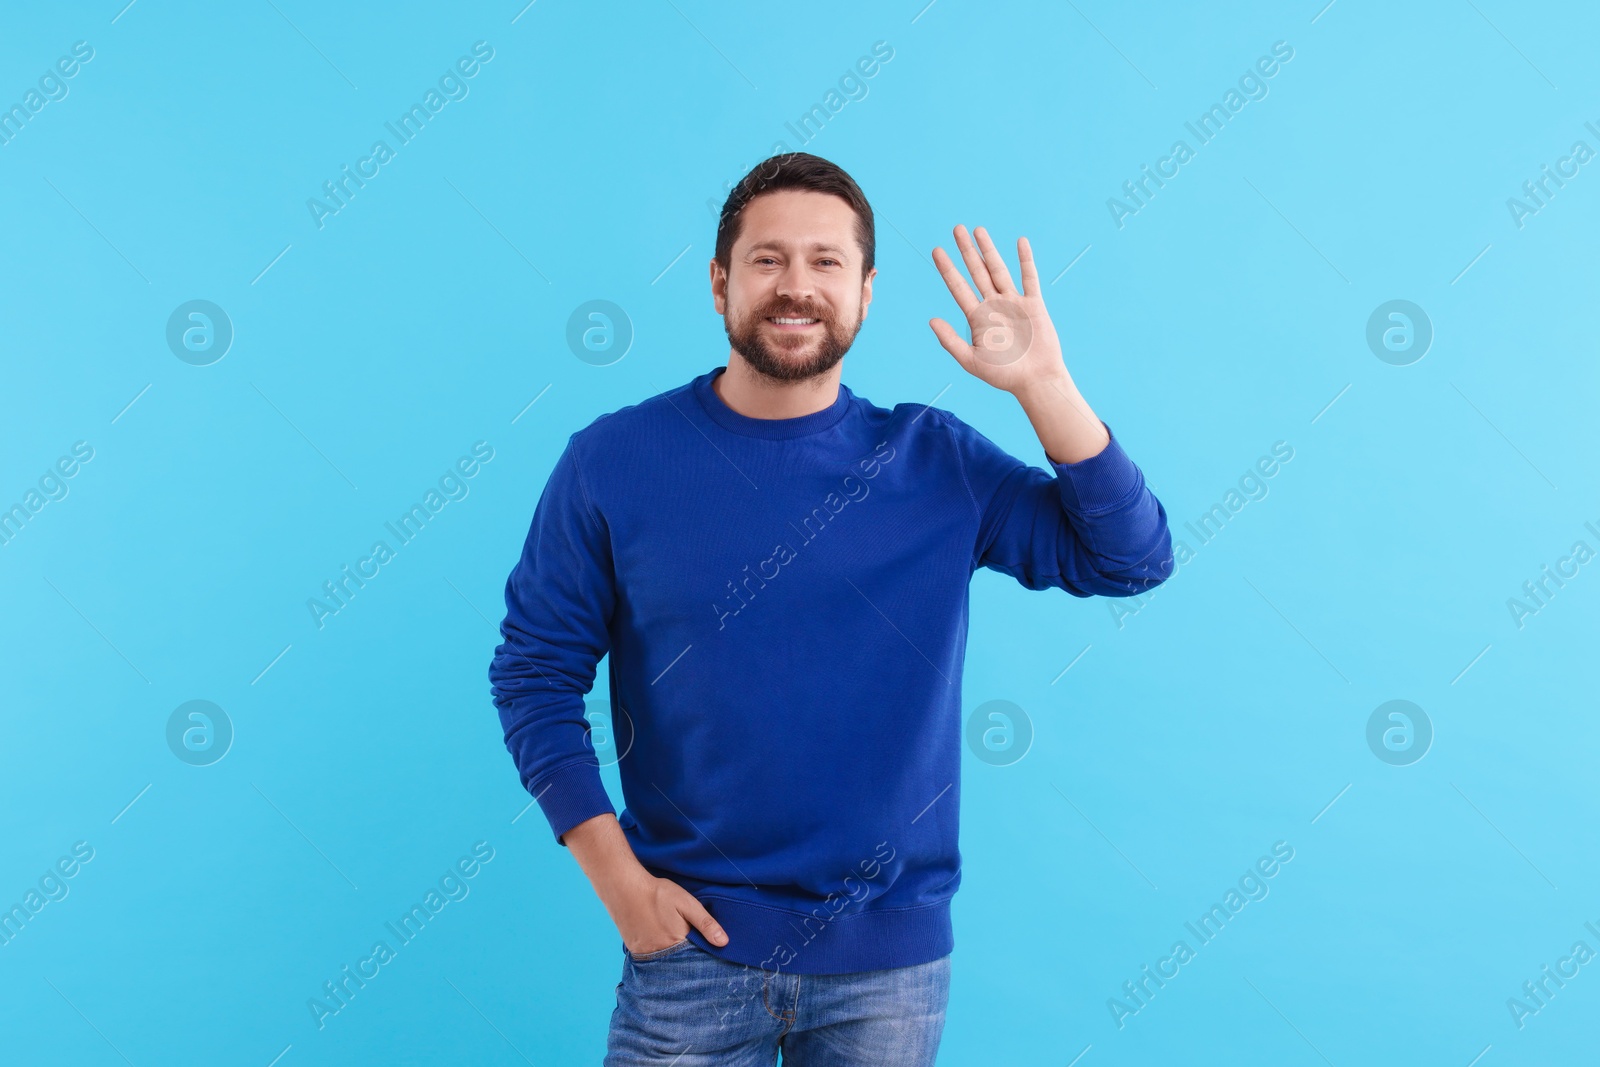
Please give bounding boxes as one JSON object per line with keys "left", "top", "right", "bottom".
{"left": 757, "top": 301, "right": 832, "bottom": 322}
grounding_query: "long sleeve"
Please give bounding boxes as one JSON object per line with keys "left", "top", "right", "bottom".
{"left": 488, "top": 434, "right": 618, "bottom": 845}
{"left": 943, "top": 410, "right": 1174, "bottom": 597}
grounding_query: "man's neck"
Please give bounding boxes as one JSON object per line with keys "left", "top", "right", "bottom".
{"left": 713, "top": 355, "right": 842, "bottom": 420}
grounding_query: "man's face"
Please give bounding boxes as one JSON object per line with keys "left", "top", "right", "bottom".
{"left": 713, "top": 189, "right": 876, "bottom": 383}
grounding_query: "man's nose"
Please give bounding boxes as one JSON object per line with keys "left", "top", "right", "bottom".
{"left": 775, "top": 262, "right": 814, "bottom": 300}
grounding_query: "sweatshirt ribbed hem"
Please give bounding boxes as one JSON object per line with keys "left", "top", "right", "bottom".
{"left": 678, "top": 894, "right": 953, "bottom": 975}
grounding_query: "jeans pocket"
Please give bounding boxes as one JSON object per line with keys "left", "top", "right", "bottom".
{"left": 625, "top": 936, "right": 694, "bottom": 962}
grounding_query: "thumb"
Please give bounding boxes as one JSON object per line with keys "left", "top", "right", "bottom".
{"left": 675, "top": 889, "right": 729, "bottom": 946}
{"left": 929, "top": 318, "right": 975, "bottom": 372}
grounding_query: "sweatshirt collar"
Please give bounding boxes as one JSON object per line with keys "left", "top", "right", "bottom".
{"left": 692, "top": 366, "right": 853, "bottom": 439}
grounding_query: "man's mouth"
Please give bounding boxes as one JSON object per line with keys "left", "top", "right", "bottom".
{"left": 767, "top": 316, "right": 820, "bottom": 330}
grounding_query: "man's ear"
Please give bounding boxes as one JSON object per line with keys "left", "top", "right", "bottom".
{"left": 710, "top": 259, "right": 727, "bottom": 315}
{"left": 859, "top": 266, "right": 877, "bottom": 320}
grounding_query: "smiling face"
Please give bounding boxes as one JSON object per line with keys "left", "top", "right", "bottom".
{"left": 712, "top": 189, "right": 876, "bottom": 383}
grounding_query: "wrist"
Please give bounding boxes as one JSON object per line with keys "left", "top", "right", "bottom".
{"left": 564, "top": 813, "right": 650, "bottom": 895}
{"left": 1011, "top": 368, "right": 1076, "bottom": 407}
{"left": 594, "top": 858, "right": 654, "bottom": 905}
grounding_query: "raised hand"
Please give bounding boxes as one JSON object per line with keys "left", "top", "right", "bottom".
{"left": 929, "top": 225, "right": 1069, "bottom": 396}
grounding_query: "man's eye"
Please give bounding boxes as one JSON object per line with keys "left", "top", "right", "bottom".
{"left": 819, "top": 259, "right": 839, "bottom": 267}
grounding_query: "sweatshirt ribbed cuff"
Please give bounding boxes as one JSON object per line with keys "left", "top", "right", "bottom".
{"left": 1048, "top": 421, "right": 1143, "bottom": 515}
{"left": 534, "top": 760, "right": 616, "bottom": 846}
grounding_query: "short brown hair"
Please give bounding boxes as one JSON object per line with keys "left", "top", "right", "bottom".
{"left": 714, "top": 153, "right": 875, "bottom": 277}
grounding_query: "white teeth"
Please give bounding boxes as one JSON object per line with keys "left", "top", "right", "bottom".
{"left": 770, "top": 317, "right": 817, "bottom": 325}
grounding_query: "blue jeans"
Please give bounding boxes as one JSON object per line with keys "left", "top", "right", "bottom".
{"left": 604, "top": 937, "right": 950, "bottom": 1066}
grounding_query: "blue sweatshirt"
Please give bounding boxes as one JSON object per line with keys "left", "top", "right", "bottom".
{"left": 489, "top": 365, "right": 1172, "bottom": 975}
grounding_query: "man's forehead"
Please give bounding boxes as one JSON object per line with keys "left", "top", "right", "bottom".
{"left": 738, "top": 192, "right": 855, "bottom": 244}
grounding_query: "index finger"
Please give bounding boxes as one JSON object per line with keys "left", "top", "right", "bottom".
{"left": 932, "top": 245, "right": 981, "bottom": 318}
{"left": 680, "top": 894, "right": 728, "bottom": 946}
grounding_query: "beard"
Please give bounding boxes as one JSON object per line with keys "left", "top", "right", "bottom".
{"left": 725, "top": 295, "right": 864, "bottom": 383}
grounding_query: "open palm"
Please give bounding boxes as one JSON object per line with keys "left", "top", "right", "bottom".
{"left": 929, "top": 225, "right": 1066, "bottom": 394}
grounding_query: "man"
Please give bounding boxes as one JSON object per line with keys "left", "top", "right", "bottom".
{"left": 489, "top": 153, "right": 1172, "bottom": 1065}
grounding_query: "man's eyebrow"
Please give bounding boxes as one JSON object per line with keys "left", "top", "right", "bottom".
{"left": 744, "top": 240, "right": 850, "bottom": 256}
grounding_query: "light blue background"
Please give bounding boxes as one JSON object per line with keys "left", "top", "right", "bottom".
{"left": 3, "top": 1, "right": 1597, "bottom": 1064}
